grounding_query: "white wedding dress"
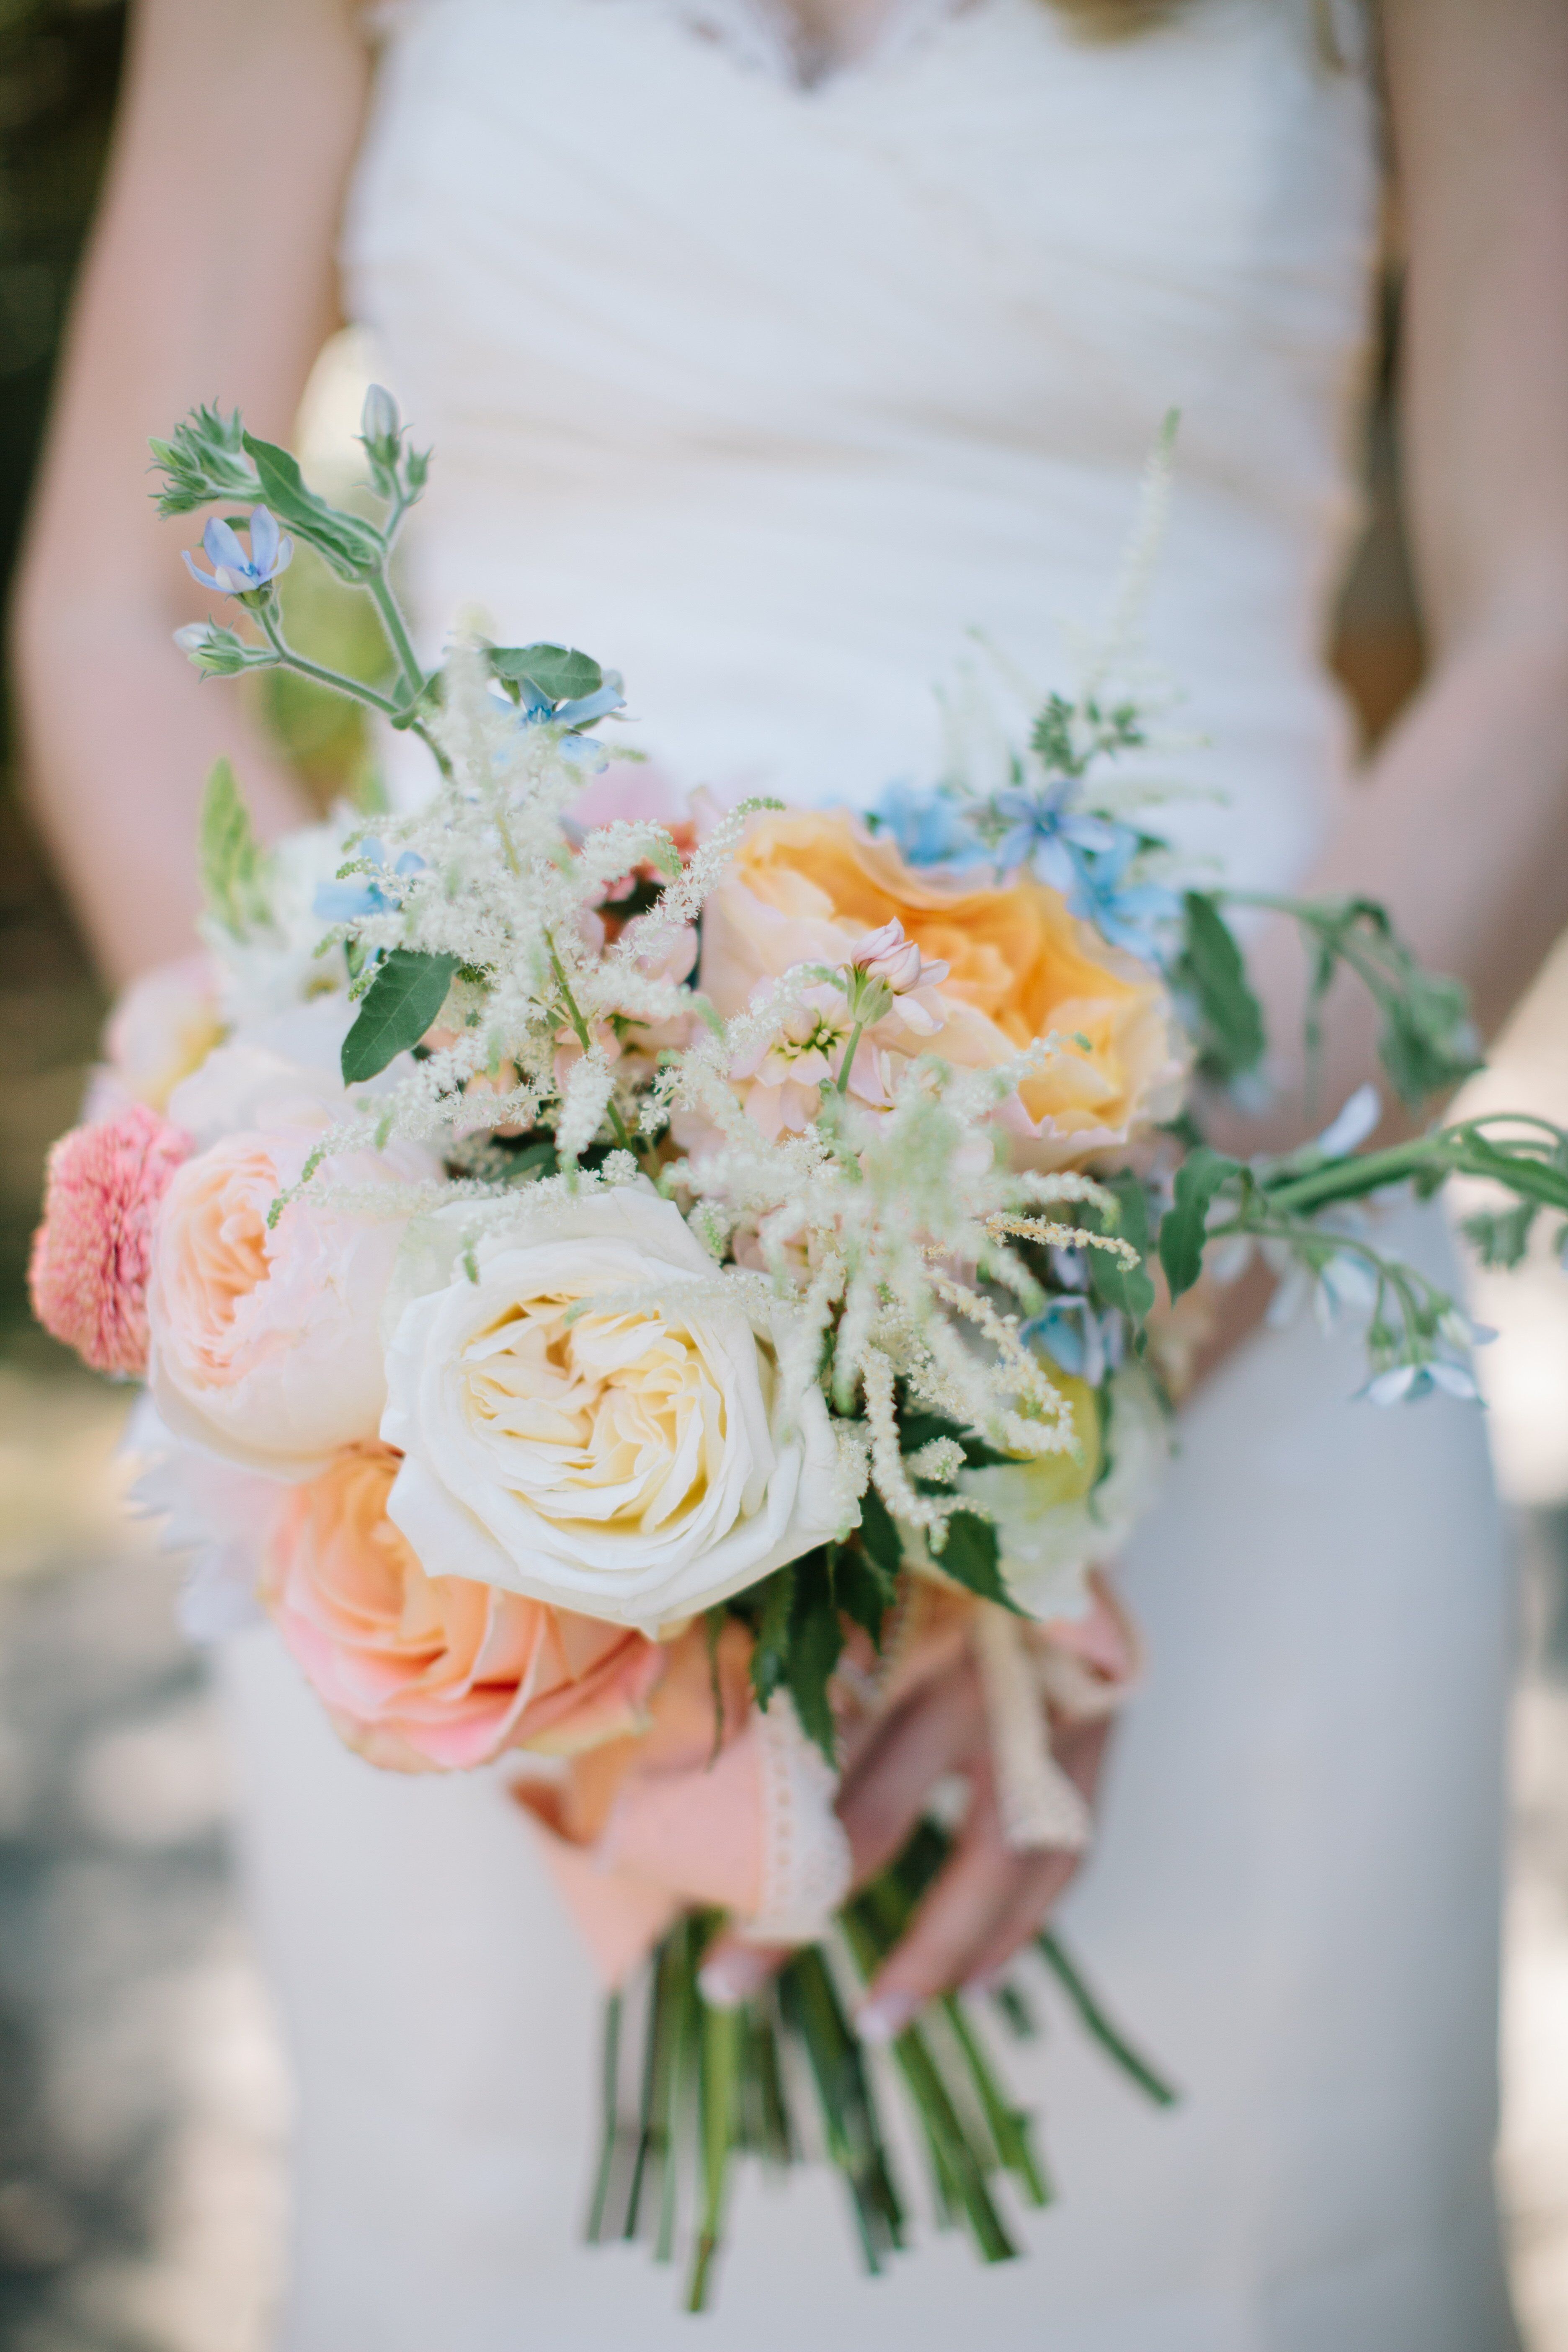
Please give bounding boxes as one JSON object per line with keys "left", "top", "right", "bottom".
{"left": 217, "top": 0, "right": 1519, "bottom": 2342}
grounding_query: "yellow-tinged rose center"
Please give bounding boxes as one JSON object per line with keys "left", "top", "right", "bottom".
{"left": 460, "top": 1296, "right": 724, "bottom": 1535}
{"left": 1010, "top": 1370, "right": 1102, "bottom": 1514}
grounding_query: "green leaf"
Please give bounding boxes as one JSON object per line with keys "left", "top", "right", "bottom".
{"left": 242, "top": 432, "right": 386, "bottom": 580}
{"left": 783, "top": 1553, "right": 844, "bottom": 1764}
{"left": 833, "top": 1542, "right": 895, "bottom": 1645}
{"left": 489, "top": 643, "right": 603, "bottom": 704}
{"left": 1375, "top": 966, "right": 1482, "bottom": 1106}
{"left": 856, "top": 1485, "right": 906, "bottom": 1580}
{"left": 1158, "top": 1145, "right": 1242, "bottom": 1303}
{"left": 750, "top": 1567, "right": 795, "bottom": 1713}
{"left": 1460, "top": 1200, "right": 1539, "bottom": 1271}
{"left": 1171, "top": 892, "right": 1266, "bottom": 1086}
{"left": 198, "top": 758, "right": 272, "bottom": 938}
{"left": 1083, "top": 1171, "right": 1157, "bottom": 1328}
{"left": 340, "top": 949, "right": 459, "bottom": 1084}
{"left": 932, "top": 1511, "right": 1018, "bottom": 1610}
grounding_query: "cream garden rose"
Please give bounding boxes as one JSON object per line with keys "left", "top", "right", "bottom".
{"left": 381, "top": 1186, "right": 844, "bottom": 1631}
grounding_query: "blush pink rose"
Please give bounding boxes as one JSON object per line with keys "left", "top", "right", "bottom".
{"left": 147, "top": 1121, "right": 426, "bottom": 1478}
{"left": 29, "top": 1106, "right": 193, "bottom": 1376}
{"left": 264, "top": 1443, "right": 667, "bottom": 1772}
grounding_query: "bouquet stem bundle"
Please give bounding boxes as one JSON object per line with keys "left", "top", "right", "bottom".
{"left": 587, "top": 1821, "right": 1176, "bottom": 2310}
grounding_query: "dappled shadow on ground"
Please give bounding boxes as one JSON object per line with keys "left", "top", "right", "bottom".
{"left": 0, "top": 1405, "right": 285, "bottom": 2352}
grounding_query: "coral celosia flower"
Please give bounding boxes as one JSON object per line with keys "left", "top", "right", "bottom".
{"left": 28, "top": 1105, "right": 192, "bottom": 1377}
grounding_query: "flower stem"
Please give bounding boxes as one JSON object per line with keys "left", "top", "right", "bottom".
{"left": 685, "top": 1998, "right": 742, "bottom": 2311}
{"left": 835, "top": 1017, "right": 868, "bottom": 1098}
{"left": 585, "top": 1992, "right": 623, "bottom": 2243}
{"left": 777, "top": 1945, "right": 905, "bottom": 2271}
{"left": 364, "top": 567, "right": 429, "bottom": 710}
{"left": 1262, "top": 1122, "right": 1568, "bottom": 1220}
{"left": 544, "top": 934, "right": 644, "bottom": 1162}
{"left": 255, "top": 604, "right": 403, "bottom": 716}
{"left": 1037, "top": 1931, "right": 1179, "bottom": 2107}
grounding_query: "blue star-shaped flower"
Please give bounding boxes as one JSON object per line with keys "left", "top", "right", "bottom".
{"left": 184, "top": 505, "right": 294, "bottom": 596}
{"left": 1064, "top": 825, "right": 1182, "bottom": 962}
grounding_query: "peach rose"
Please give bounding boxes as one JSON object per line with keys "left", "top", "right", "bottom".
{"left": 147, "top": 1119, "right": 428, "bottom": 1479}
{"left": 699, "top": 809, "right": 1184, "bottom": 1166}
{"left": 265, "top": 1443, "right": 665, "bottom": 1772}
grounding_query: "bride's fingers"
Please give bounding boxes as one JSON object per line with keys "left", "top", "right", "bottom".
{"left": 696, "top": 1932, "right": 791, "bottom": 2009}
{"left": 699, "top": 1664, "right": 985, "bottom": 2010}
{"left": 957, "top": 1849, "right": 1083, "bottom": 1991}
{"left": 853, "top": 1767, "right": 1021, "bottom": 2038}
{"left": 957, "top": 1720, "right": 1113, "bottom": 1989}
{"left": 834, "top": 1660, "right": 987, "bottom": 1887}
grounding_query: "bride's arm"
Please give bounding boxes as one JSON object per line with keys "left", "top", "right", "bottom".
{"left": 1210, "top": 0, "right": 1568, "bottom": 1152}
{"left": 9, "top": 0, "right": 370, "bottom": 985}
{"left": 1192, "top": 0, "right": 1568, "bottom": 1365}
{"left": 708, "top": 0, "right": 1568, "bottom": 2022}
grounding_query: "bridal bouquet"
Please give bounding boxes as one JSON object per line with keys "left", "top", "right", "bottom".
{"left": 30, "top": 393, "right": 1568, "bottom": 2307}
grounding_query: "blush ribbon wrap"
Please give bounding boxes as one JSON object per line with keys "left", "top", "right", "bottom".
{"left": 515, "top": 1575, "right": 1140, "bottom": 1988}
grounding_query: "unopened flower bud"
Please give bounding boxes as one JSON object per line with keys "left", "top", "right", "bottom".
{"left": 173, "top": 622, "right": 253, "bottom": 677}
{"left": 360, "top": 383, "right": 400, "bottom": 454}
{"left": 847, "top": 916, "right": 949, "bottom": 996}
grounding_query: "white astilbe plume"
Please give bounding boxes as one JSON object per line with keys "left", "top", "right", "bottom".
{"left": 555, "top": 1049, "right": 617, "bottom": 1163}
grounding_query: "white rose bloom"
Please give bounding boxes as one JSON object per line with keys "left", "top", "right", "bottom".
{"left": 381, "top": 1186, "right": 845, "bottom": 1631}
{"left": 167, "top": 995, "right": 402, "bottom": 1148}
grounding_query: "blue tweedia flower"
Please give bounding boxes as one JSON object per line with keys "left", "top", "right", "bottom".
{"left": 313, "top": 839, "right": 424, "bottom": 924}
{"left": 1064, "top": 825, "right": 1182, "bottom": 962}
{"left": 1022, "top": 1295, "right": 1124, "bottom": 1387}
{"left": 554, "top": 679, "right": 626, "bottom": 729}
{"left": 1360, "top": 1357, "right": 1480, "bottom": 1407}
{"left": 989, "top": 781, "right": 1120, "bottom": 893}
{"left": 508, "top": 675, "right": 627, "bottom": 732}
{"left": 867, "top": 783, "right": 989, "bottom": 871}
{"left": 183, "top": 505, "right": 294, "bottom": 596}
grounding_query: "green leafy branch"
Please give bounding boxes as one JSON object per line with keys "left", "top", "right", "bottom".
{"left": 1169, "top": 888, "right": 1483, "bottom": 1109}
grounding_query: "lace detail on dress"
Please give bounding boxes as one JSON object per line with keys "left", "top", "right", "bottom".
{"left": 624, "top": 0, "right": 970, "bottom": 91}
{"left": 738, "top": 1692, "right": 853, "bottom": 1943}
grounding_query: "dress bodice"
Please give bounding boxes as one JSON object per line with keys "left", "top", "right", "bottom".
{"left": 344, "top": 0, "right": 1379, "bottom": 889}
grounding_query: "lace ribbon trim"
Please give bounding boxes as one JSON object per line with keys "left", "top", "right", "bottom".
{"left": 738, "top": 1692, "right": 853, "bottom": 1944}
{"left": 974, "top": 1603, "right": 1093, "bottom": 1856}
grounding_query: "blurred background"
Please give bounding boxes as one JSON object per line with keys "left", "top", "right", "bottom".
{"left": 3, "top": 4, "right": 1568, "bottom": 2345}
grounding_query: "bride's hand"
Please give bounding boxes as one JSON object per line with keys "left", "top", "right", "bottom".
{"left": 698, "top": 1657, "right": 1110, "bottom": 2035}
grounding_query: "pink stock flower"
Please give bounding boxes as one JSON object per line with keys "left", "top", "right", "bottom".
{"left": 28, "top": 1106, "right": 193, "bottom": 1377}
{"left": 728, "top": 982, "right": 896, "bottom": 1140}
{"left": 264, "top": 1444, "right": 666, "bottom": 1772}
